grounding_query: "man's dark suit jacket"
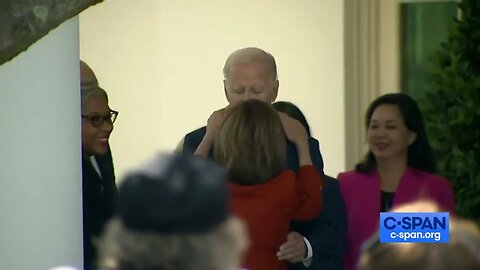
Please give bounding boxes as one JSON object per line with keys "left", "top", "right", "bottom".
{"left": 290, "top": 174, "right": 346, "bottom": 270}
{"left": 82, "top": 149, "right": 118, "bottom": 270}
{"left": 182, "top": 127, "right": 346, "bottom": 270}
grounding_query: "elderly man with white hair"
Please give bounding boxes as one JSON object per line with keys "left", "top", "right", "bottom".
{"left": 178, "top": 47, "right": 347, "bottom": 270}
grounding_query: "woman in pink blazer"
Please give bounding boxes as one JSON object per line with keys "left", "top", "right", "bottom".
{"left": 338, "top": 93, "right": 456, "bottom": 270}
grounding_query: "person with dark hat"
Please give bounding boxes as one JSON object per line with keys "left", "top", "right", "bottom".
{"left": 96, "top": 153, "right": 248, "bottom": 270}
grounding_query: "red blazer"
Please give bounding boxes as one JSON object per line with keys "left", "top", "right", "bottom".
{"left": 338, "top": 168, "right": 455, "bottom": 270}
{"left": 229, "top": 165, "right": 323, "bottom": 270}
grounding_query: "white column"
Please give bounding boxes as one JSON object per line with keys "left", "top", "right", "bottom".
{"left": 344, "top": 0, "right": 400, "bottom": 170}
{"left": 0, "top": 18, "right": 83, "bottom": 270}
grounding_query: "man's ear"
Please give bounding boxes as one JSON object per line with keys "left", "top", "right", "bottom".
{"left": 224, "top": 80, "right": 232, "bottom": 103}
{"left": 270, "top": 80, "right": 279, "bottom": 103}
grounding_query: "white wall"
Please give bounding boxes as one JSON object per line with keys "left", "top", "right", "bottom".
{"left": 0, "top": 18, "right": 83, "bottom": 270}
{"left": 80, "top": 0, "right": 345, "bottom": 178}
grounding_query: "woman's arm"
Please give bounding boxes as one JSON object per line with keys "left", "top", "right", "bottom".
{"left": 279, "top": 112, "right": 312, "bottom": 166}
{"left": 296, "top": 138, "right": 312, "bottom": 166}
{"left": 194, "top": 135, "right": 214, "bottom": 157}
{"left": 194, "top": 107, "right": 228, "bottom": 157}
{"left": 293, "top": 165, "right": 323, "bottom": 220}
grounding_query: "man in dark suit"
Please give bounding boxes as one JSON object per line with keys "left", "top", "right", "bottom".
{"left": 289, "top": 175, "right": 346, "bottom": 270}
{"left": 80, "top": 61, "right": 118, "bottom": 270}
{"left": 271, "top": 101, "right": 347, "bottom": 269}
{"left": 178, "top": 47, "right": 346, "bottom": 270}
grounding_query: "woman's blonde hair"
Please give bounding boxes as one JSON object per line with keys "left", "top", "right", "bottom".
{"left": 214, "top": 99, "right": 286, "bottom": 185}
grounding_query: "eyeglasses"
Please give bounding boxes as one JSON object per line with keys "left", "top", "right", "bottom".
{"left": 81, "top": 110, "right": 119, "bottom": 127}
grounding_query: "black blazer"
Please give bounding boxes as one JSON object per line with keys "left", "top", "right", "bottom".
{"left": 290, "top": 175, "right": 347, "bottom": 270}
{"left": 182, "top": 127, "right": 346, "bottom": 270}
{"left": 82, "top": 148, "right": 118, "bottom": 270}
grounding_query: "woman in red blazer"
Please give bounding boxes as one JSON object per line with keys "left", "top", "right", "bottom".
{"left": 338, "top": 93, "right": 455, "bottom": 270}
{"left": 195, "top": 99, "right": 323, "bottom": 270}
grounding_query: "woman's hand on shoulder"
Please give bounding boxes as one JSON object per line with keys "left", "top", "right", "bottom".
{"left": 278, "top": 112, "right": 308, "bottom": 145}
{"left": 205, "top": 105, "right": 232, "bottom": 140}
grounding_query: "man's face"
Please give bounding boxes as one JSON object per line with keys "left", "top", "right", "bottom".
{"left": 224, "top": 59, "right": 278, "bottom": 105}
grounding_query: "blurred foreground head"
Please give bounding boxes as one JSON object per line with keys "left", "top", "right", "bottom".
{"left": 98, "top": 153, "right": 248, "bottom": 270}
{"left": 359, "top": 200, "right": 480, "bottom": 270}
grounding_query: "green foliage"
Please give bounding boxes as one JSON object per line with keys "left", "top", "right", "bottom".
{"left": 419, "top": 0, "right": 480, "bottom": 223}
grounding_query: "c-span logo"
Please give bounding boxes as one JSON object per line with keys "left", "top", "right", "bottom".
{"left": 379, "top": 212, "right": 449, "bottom": 243}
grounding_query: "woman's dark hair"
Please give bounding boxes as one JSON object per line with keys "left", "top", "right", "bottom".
{"left": 355, "top": 93, "right": 436, "bottom": 173}
{"left": 272, "top": 101, "right": 311, "bottom": 136}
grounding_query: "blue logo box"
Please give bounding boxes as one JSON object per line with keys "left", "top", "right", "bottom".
{"left": 379, "top": 212, "right": 449, "bottom": 243}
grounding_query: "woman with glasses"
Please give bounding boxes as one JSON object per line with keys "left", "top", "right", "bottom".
{"left": 80, "top": 61, "right": 119, "bottom": 270}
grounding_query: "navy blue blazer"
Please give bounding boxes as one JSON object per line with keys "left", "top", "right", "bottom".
{"left": 182, "top": 127, "right": 346, "bottom": 270}
{"left": 290, "top": 175, "right": 346, "bottom": 270}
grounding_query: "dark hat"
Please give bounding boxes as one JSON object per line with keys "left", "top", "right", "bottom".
{"left": 118, "top": 153, "right": 230, "bottom": 234}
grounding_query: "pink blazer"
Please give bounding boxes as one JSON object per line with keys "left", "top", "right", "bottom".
{"left": 338, "top": 168, "right": 455, "bottom": 270}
